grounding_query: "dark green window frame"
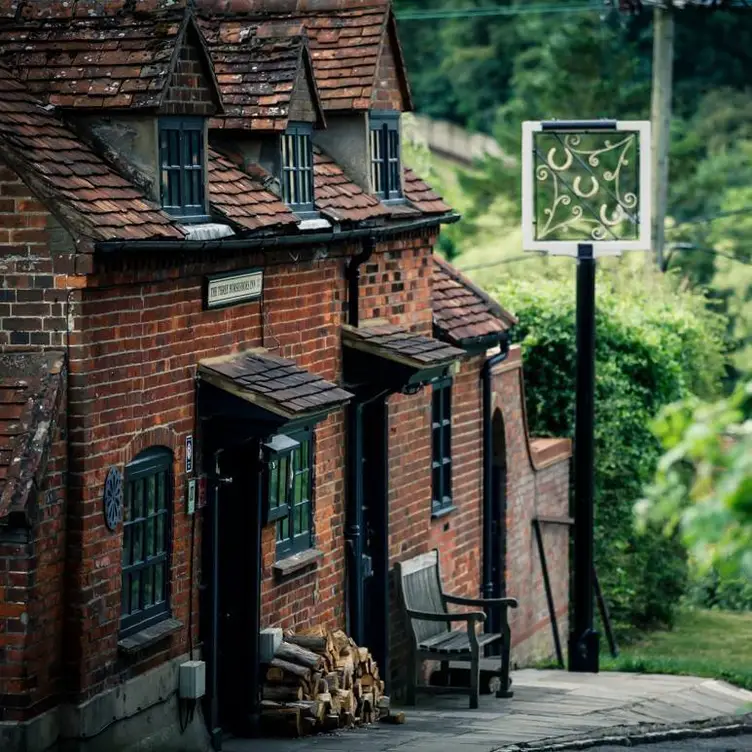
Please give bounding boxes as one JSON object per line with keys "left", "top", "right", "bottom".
{"left": 121, "top": 447, "right": 172, "bottom": 637}
{"left": 266, "top": 428, "right": 314, "bottom": 559}
{"left": 431, "top": 378, "right": 453, "bottom": 515}
{"left": 159, "top": 116, "right": 207, "bottom": 219}
{"left": 370, "top": 111, "right": 401, "bottom": 200}
{"left": 281, "top": 123, "right": 315, "bottom": 213}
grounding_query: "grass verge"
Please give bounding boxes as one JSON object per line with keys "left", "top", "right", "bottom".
{"left": 600, "top": 609, "right": 752, "bottom": 691}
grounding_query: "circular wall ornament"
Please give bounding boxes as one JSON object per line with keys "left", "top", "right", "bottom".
{"left": 103, "top": 466, "right": 124, "bottom": 531}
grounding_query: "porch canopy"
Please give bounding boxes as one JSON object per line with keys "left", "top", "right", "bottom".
{"left": 341, "top": 322, "right": 464, "bottom": 393}
{"left": 198, "top": 349, "right": 353, "bottom": 443}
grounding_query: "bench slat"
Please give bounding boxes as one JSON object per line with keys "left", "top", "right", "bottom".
{"left": 420, "top": 631, "right": 501, "bottom": 654}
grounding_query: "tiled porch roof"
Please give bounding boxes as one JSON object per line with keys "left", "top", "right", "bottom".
{"left": 198, "top": 350, "right": 353, "bottom": 420}
{"left": 432, "top": 256, "right": 517, "bottom": 347}
{"left": 342, "top": 322, "right": 464, "bottom": 368}
{"left": 0, "top": 351, "right": 64, "bottom": 524}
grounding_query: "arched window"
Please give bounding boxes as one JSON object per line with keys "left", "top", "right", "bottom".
{"left": 120, "top": 447, "right": 173, "bottom": 637}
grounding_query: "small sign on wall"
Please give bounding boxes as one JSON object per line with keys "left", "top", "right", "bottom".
{"left": 204, "top": 268, "right": 263, "bottom": 310}
{"left": 186, "top": 434, "right": 194, "bottom": 474}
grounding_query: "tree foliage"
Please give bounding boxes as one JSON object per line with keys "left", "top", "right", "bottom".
{"left": 636, "top": 380, "right": 752, "bottom": 580}
{"left": 491, "top": 264, "right": 727, "bottom": 638}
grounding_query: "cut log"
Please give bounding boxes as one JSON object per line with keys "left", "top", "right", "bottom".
{"left": 285, "top": 633, "right": 332, "bottom": 654}
{"left": 334, "top": 688, "right": 354, "bottom": 715}
{"left": 353, "top": 679, "right": 363, "bottom": 700}
{"left": 313, "top": 677, "right": 328, "bottom": 695}
{"left": 260, "top": 706, "right": 302, "bottom": 737}
{"left": 324, "top": 671, "right": 340, "bottom": 692}
{"left": 286, "top": 700, "right": 324, "bottom": 723}
{"left": 268, "top": 658, "right": 312, "bottom": 683}
{"left": 361, "top": 674, "right": 374, "bottom": 688}
{"left": 275, "top": 641, "right": 324, "bottom": 671}
{"left": 323, "top": 713, "right": 340, "bottom": 731}
{"left": 262, "top": 684, "right": 303, "bottom": 702}
{"left": 316, "top": 691, "right": 332, "bottom": 714}
{"left": 331, "top": 629, "right": 350, "bottom": 655}
{"left": 383, "top": 711, "right": 406, "bottom": 725}
{"left": 377, "top": 695, "right": 391, "bottom": 714}
{"left": 340, "top": 710, "right": 355, "bottom": 728}
{"left": 299, "top": 624, "right": 327, "bottom": 638}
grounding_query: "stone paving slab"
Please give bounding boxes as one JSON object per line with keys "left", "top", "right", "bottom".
{"left": 223, "top": 670, "right": 752, "bottom": 752}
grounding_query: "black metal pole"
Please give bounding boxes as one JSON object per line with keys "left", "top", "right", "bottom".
{"left": 533, "top": 519, "right": 564, "bottom": 668}
{"left": 568, "top": 242, "right": 600, "bottom": 673}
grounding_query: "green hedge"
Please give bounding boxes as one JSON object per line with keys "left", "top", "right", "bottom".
{"left": 491, "top": 264, "right": 727, "bottom": 639}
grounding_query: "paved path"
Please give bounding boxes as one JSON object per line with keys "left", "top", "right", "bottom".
{"left": 224, "top": 670, "right": 752, "bottom": 752}
{"left": 591, "top": 735, "right": 752, "bottom": 751}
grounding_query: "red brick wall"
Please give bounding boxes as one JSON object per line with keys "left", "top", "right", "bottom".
{"left": 492, "top": 352, "right": 571, "bottom": 665}
{"left": 0, "top": 386, "right": 67, "bottom": 722}
{"left": 160, "top": 25, "right": 217, "bottom": 116}
{"left": 370, "top": 35, "right": 405, "bottom": 112}
{"left": 0, "top": 162, "right": 82, "bottom": 352}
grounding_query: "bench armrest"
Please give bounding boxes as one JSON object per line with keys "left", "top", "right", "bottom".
{"left": 406, "top": 608, "right": 486, "bottom": 624}
{"left": 443, "top": 594, "right": 519, "bottom": 609}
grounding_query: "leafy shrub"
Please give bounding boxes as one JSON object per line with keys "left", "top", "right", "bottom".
{"left": 687, "top": 569, "right": 752, "bottom": 612}
{"left": 491, "top": 262, "right": 727, "bottom": 640}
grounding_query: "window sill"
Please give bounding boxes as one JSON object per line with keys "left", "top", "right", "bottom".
{"left": 431, "top": 505, "right": 457, "bottom": 520}
{"left": 273, "top": 548, "right": 323, "bottom": 578}
{"left": 118, "top": 618, "right": 183, "bottom": 656}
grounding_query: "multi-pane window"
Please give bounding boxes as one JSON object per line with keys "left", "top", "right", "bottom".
{"left": 121, "top": 447, "right": 172, "bottom": 637}
{"left": 370, "top": 111, "right": 401, "bottom": 200}
{"left": 431, "top": 379, "right": 453, "bottom": 515}
{"left": 159, "top": 117, "right": 206, "bottom": 218}
{"left": 266, "top": 430, "right": 314, "bottom": 558}
{"left": 281, "top": 123, "right": 314, "bottom": 212}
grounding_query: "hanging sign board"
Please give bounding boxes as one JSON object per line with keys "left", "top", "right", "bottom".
{"left": 521, "top": 120, "right": 651, "bottom": 257}
{"left": 204, "top": 268, "right": 263, "bottom": 310}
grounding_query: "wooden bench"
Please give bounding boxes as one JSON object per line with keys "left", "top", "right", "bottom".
{"left": 395, "top": 549, "right": 518, "bottom": 709}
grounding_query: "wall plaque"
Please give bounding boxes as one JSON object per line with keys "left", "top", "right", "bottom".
{"left": 204, "top": 268, "right": 263, "bottom": 310}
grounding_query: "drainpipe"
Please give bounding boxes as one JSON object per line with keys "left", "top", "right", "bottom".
{"left": 346, "top": 235, "right": 376, "bottom": 327}
{"left": 482, "top": 333, "right": 511, "bottom": 601}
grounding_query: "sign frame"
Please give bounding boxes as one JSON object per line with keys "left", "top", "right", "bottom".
{"left": 203, "top": 267, "right": 263, "bottom": 310}
{"left": 521, "top": 120, "right": 652, "bottom": 257}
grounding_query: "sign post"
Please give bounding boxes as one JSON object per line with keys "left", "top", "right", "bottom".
{"left": 521, "top": 119, "right": 651, "bottom": 673}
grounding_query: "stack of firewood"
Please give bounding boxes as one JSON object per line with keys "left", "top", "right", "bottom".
{"left": 260, "top": 626, "right": 402, "bottom": 737}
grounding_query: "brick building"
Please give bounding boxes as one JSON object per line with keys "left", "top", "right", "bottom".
{"left": 0, "top": 1, "right": 571, "bottom": 751}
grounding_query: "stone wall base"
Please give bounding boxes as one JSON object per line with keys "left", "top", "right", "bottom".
{"left": 0, "top": 655, "right": 209, "bottom": 752}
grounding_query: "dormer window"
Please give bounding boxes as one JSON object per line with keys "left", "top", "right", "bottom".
{"left": 281, "top": 123, "right": 314, "bottom": 213}
{"left": 159, "top": 117, "right": 207, "bottom": 219}
{"left": 370, "top": 112, "right": 401, "bottom": 200}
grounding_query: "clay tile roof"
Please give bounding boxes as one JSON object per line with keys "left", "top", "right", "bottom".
{"left": 314, "top": 147, "right": 388, "bottom": 223}
{"left": 201, "top": 18, "right": 323, "bottom": 130}
{"left": 0, "top": 351, "right": 64, "bottom": 524}
{"left": 432, "top": 256, "right": 517, "bottom": 347}
{"left": 342, "top": 322, "right": 464, "bottom": 368}
{"left": 0, "top": 65, "right": 182, "bottom": 242}
{"left": 198, "top": 349, "right": 353, "bottom": 420}
{"left": 208, "top": 148, "right": 298, "bottom": 230}
{"left": 0, "top": 12, "right": 188, "bottom": 110}
{"left": 403, "top": 167, "right": 452, "bottom": 215}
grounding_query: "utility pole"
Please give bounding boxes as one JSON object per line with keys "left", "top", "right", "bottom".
{"left": 650, "top": 4, "right": 674, "bottom": 270}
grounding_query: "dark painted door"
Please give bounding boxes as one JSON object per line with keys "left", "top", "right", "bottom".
{"left": 488, "top": 410, "right": 508, "bottom": 643}
{"left": 361, "top": 397, "right": 389, "bottom": 683}
{"left": 214, "top": 444, "right": 261, "bottom": 736}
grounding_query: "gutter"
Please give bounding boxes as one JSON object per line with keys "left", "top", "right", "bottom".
{"left": 94, "top": 213, "right": 460, "bottom": 255}
{"left": 481, "top": 332, "right": 511, "bottom": 600}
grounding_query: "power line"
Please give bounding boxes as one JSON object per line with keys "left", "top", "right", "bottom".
{"left": 396, "top": 2, "right": 605, "bottom": 21}
{"left": 454, "top": 245, "right": 752, "bottom": 274}
{"left": 395, "top": 0, "right": 752, "bottom": 21}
